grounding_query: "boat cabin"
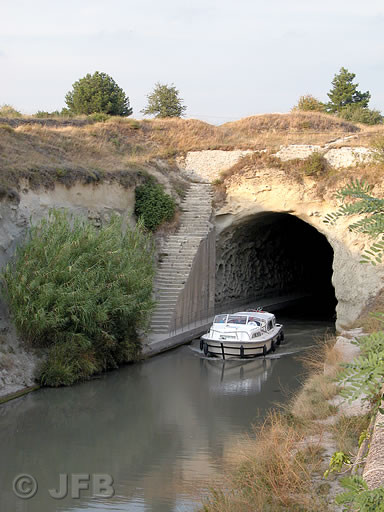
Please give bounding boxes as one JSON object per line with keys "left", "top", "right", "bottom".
{"left": 213, "top": 311, "right": 276, "bottom": 333}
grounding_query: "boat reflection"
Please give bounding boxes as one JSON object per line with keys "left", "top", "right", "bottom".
{"left": 200, "top": 357, "right": 273, "bottom": 396}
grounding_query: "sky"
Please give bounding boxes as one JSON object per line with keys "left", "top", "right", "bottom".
{"left": 1, "top": 0, "right": 384, "bottom": 124}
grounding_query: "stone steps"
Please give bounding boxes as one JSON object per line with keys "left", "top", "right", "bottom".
{"left": 149, "top": 183, "right": 213, "bottom": 335}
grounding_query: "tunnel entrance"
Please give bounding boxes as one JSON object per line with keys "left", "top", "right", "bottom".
{"left": 215, "top": 212, "right": 337, "bottom": 318}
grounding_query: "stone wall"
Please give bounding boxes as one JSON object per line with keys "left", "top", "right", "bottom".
{"left": 171, "top": 227, "right": 216, "bottom": 331}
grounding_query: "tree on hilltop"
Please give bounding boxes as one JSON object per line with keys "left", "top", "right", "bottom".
{"left": 65, "top": 71, "right": 132, "bottom": 116}
{"left": 326, "top": 67, "right": 371, "bottom": 114}
{"left": 141, "top": 83, "right": 186, "bottom": 118}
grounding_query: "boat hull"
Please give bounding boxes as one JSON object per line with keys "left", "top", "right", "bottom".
{"left": 201, "top": 326, "right": 284, "bottom": 359}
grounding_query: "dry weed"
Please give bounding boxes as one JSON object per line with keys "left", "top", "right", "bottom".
{"left": 202, "top": 411, "right": 328, "bottom": 512}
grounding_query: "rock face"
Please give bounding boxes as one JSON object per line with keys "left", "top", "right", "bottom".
{"left": 180, "top": 149, "right": 384, "bottom": 330}
{"left": 179, "top": 149, "right": 255, "bottom": 181}
{"left": 215, "top": 213, "right": 335, "bottom": 311}
{"left": 181, "top": 144, "right": 374, "bottom": 183}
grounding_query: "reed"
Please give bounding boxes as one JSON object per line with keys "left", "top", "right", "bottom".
{"left": 2, "top": 211, "right": 155, "bottom": 386}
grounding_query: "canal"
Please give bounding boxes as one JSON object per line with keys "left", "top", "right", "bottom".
{"left": 0, "top": 305, "right": 334, "bottom": 511}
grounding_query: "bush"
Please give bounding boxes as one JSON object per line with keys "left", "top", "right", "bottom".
{"left": 338, "top": 104, "right": 383, "bottom": 125}
{"left": 2, "top": 211, "right": 155, "bottom": 386}
{"left": 135, "top": 180, "right": 176, "bottom": 230}
{"left": 89, "top": 112, "right": 110, "bottom": 122}
{"left": 303, "top": 151, "right": 328, "bottom": 176}
{"left": 293, "top": 95, "right": 325, "bottom": 112}
{"left": 34, "top": 110, "right": 62, "bottom": 118}
{"left": 0, "top": 104, "right": 22, "bottom": 117}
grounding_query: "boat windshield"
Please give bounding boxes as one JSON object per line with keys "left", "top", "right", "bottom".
{"left": 247, "top": 316, "right": 261, "bottom": 325}
{"left": 214, "top": 314, "right": 227, "bottom": 324}
{"left": 227, "top": 315, "right": 247, "bottom": 325}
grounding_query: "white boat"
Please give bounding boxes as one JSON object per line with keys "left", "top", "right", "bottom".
{"left": 200, "top": 309, "right": 284, "bottom": 359}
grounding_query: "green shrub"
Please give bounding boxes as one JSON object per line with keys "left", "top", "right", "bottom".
{"left": 34, "top": 110, "right": 62, "bottom": 118}
{"left": 338, "top": 105, "right": 383, "bottom": 125}
{"left": 293, "top": 95, "right": 326, "bottom": 112}
{"left": 0, "top": 104, "right": 22, "bottom": 117}
{"left": 303, "top": 151, "right": 328, "bottom": 176}
{"left": 135, "top": 180, "right": 176, "bottom": 230}
{"left": 2, "top": 211, "right": 155, "bottom": 386}
{"left": 89, "top": 112, "right": 110, "bottom": 122}
{"left": 0, "top": 124, "right": 15, "bottom": 133}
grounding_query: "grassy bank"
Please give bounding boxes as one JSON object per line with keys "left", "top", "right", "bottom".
{"left": 201, "top": 336, "right": 372, "bottom": 512}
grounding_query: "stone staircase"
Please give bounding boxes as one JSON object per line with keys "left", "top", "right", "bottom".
{"left": 150, "top": 183, "right": 213, "bottom": 336}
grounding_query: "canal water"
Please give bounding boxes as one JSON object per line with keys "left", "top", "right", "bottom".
{"left": 0, "top": 306, "right": 334, "bottom": 512}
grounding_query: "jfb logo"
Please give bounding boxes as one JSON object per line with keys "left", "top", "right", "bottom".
{"left": 13, "top": 473, "right": 114, "bottom": 500}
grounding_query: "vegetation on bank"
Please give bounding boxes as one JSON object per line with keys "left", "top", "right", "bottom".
{"left": 135, "top": 178, "right": 176, "bottom": 231}
{"left": 2, "top": 211, "right": 155, "bottom": 386}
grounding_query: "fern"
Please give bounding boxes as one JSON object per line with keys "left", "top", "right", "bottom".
{"left": 338, "top": 331, "right": 384, "bottom": 402}
{"left": 336, "top": 475, "right": 384, "bottom": 511}
{"left": 324, "top": 179, "right": 384, "bottom": 264}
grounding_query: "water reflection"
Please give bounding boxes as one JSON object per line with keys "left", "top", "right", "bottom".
{"left": 0, "top": 314, "right": 333, "bottom": 512}
{"left": 199, "top": 356, "right": 272, "bottom": 395}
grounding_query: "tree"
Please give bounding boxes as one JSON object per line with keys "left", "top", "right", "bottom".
{"left": 65, "top": 71, "right": 132, "bottom": 116}
{"left": 141, "top": 82, "right": 186, "bottom": 118}
{"left": 326, "top": 67, "right": 371, "bottom": 113}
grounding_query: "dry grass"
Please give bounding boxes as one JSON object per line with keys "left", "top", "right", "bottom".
{"left": 146, "top": 112, "right": 362, "bottom": 153}
{"left": 291, "top": 374, "right": 338, "bottom": 421}
{"left": 331, "top": 414, "right": 371, "bottom": 456}
{"left": 300, "top": 334, "right": 344, "bottom": 376}
{"left": 202, "top": 411, "right": 328, "bottom": 512}
{"left": 1, "top": 111, "right": 381, "bottom": 200}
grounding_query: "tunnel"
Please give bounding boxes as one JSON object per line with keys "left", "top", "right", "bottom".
{"left": 215, "top": 212, "right": 337, "bottom": 318}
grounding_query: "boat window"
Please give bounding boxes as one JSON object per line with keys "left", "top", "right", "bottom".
{"left": 247, "top": 316, "right": 261, "bottom": 325}
{"left": 214, "top": 315, "right": 227, "bottom": 324}
{"left": 252, "top": 332, "right": 261, "bottom": 338}
{"left": 267, "top": 320, "right": 273, "bottom": 330}
{"left": 227, "top": 315, "right": 247, "bottom": 325}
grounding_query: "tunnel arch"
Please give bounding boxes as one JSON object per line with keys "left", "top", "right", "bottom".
{"left": 215, "top": 212, "right": 337, "bottom": 317}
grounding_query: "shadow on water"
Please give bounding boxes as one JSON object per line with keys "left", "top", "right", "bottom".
{"left": 0, "top": 302, "right": 334, "bottom": 512}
